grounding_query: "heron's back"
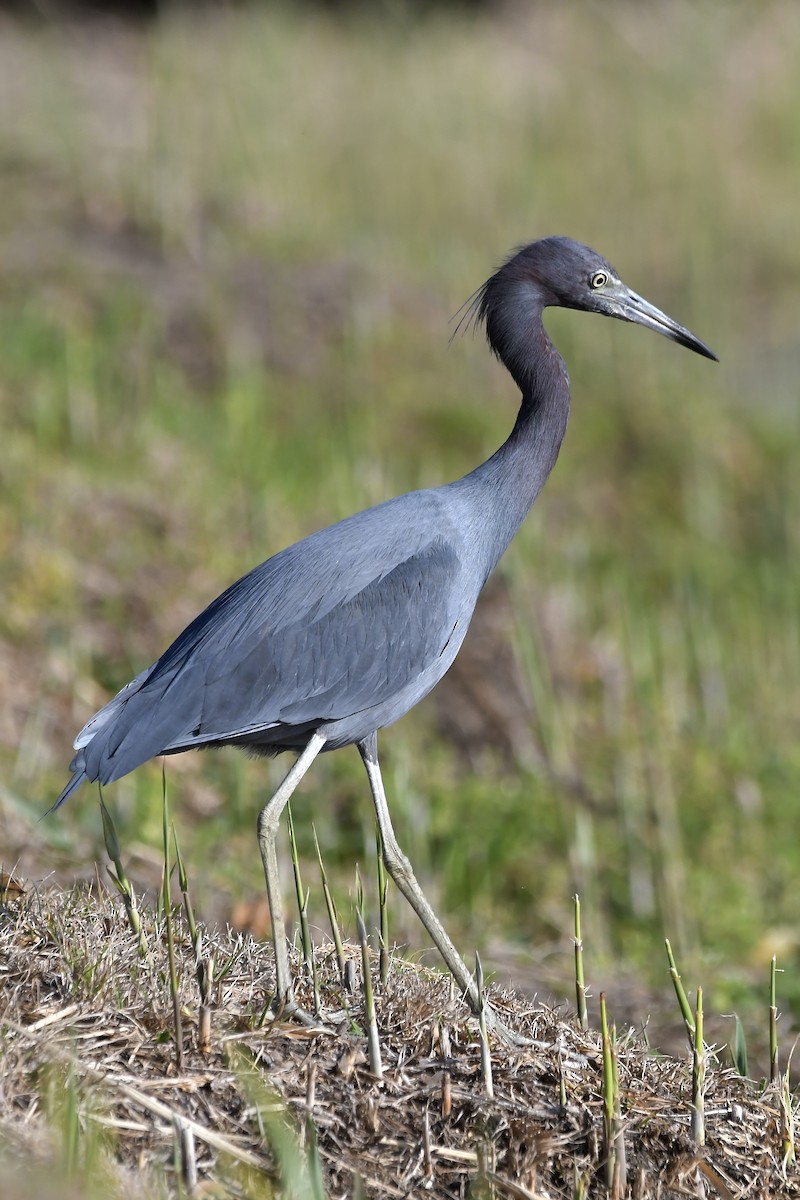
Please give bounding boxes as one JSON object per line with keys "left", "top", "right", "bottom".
{"left": 56, "top": 485, "right": 490, "bottom": 805}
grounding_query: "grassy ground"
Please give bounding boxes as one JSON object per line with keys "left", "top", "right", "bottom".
{"left": 3, "top": 882, "right": 798, "bottom": 1198}
{"left": 2, "top": 0, "right": 800, "bottom": 1067}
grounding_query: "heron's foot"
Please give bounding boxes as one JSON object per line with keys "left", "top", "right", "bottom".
{"left": 267, "top": 991, "right": 349, "bottom": 1032}
{"left": 489, "top": 1014, "right": 536, "bottom": 1049}
{"left": 475, "top": 999, "right": 537, "bottom": 1049}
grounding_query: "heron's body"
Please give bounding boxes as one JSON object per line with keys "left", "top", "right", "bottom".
{"left": 74, "top": 490, "right": 487, "bottom": 768}
{"left": 59, "top": 319, "right": 569, "bottom": 797}
{"left": 56, "top": 237, "right": 715, "bottom": 1025}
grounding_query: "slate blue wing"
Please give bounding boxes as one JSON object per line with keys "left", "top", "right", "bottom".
{"left": 55, "top": 494, "right": 472, "bottom": 804}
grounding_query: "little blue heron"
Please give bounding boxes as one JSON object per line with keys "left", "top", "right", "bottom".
{"left": 56, "top": 237, "right": 716, "bottom": 1022}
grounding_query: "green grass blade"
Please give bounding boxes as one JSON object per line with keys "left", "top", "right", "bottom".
{"left": 161, "top": 766, "right": 184, "bottom": 1071}
{"left": 665, "top": 938, "right": 695, "bottom": 1043}
{"left": 599, "top": 992, "right": 615, "bottom": 1191}
{"left": 172, "top": 825, "right": 197, "bottom": 946}
{"left": 287, "top": 801, "right": 313, "bottom": 980}
{"left": 573, "top": 893, "right": 588, "bottom": 1031}
{"left": 313, "top": 823, "right": 345, "bottom": 983}
{"left": 99, "top": 793, "right": 149, "bottom": 960}
{"left": 376, "top": 824, "right": 389, "bottom": 988}
{"left": 770, "top": 955, "right": 780, "bottom": 1083}
{"left": 731, "top": 1013, "right": 748, "bottom": 1078}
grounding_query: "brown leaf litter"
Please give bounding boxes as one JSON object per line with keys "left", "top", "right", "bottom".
{"left": 0, "top": 882, "right": 797, "bottom": 1199}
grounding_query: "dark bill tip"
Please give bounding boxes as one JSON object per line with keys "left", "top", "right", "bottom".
{"left": 616, "top": 289, "right": 718, "bottom": 363}
{"left": 670, "top": 329, "right": 719, "bottom": 362}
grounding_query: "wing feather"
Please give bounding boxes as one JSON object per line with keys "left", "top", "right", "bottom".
{"left": 70, "top": 491, "right": 471, "bottom": 790}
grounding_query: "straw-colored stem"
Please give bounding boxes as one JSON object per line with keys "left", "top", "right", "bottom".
{"left": 440, "top": 1024, "right": 452, "bottom": 1120}
{"left": 310, "top": 922, "right": 321, "bottom": 1015}
{"left": 304, "top": 1075, "right": 325, "bottom": 1200}
{"left": 611, "top": 1024, "right": 626, "bottom": 1197}
{"left": 600, "top": 993, "right": 615, "bottom": 1191}
{"left": 355, "top": 908, "right": 383, "bottom": 1081}
{"left": 475, "top": 952, "right": 494, "bottom": 1100}
{"left": 422, "top": 1107, "right": 433, "bottom": 1182}
{"left": 173, "top": 1115, "right": 197, "bottom": 1194}
{"left": 780, "top": 1068, "right": 795, "bottom": 1173}
{"left": 690, "top": 987, "right": 705, "bottom": 1145}
{"left": 198, "top": 951, "right": 214, "bottom": 1054}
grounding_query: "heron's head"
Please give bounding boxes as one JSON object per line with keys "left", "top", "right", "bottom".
{"left": 471, "top": 236, "right": 717, "bottom": 375}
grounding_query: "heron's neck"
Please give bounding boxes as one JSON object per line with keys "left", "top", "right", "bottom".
{"left": 463, "top": 332, "right": 571, "bottom": 575}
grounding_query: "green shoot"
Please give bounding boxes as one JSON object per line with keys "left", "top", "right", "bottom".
{"left": 573, "top": 893, "right": 588, "bottom": 1030}
{"left": 731, "top": 1013, "right": 748, "bottom": 1078}
{"left": 99, "top": 793, "right": 149, "bottom": 960}
{"left": 355, "top": 863, "right": 364, "bottom": 917}
{"left": 172, "top": 821, "right": 215, "bottom": 1048}
{"left": 305, "top": 1107, "right": 325, "bottom": 1200}
{"left": 233, "top": 1047, "right": 330, "bottom": 1198}
{"left": 173, "top": 824, "right": 197, "bottom": 945}
{"left": 313, "top": 824, "right": 345, "bottom": 983}
{"left": 161, "top": 767, "right": 184, "bottom": 1071}
{"left": 771, "top": 955, "right": 780, "bottom": 1083}
{"left": 665, "top": 939, "right": 695, "bottom": 1044}
{"left": 63, "top": 1056, "right": 79, "bottom": 1181}
{"left": 287, "top": 801, "right": 313, "bottom": 981}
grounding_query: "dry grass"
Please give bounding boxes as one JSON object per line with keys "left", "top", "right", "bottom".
{"left": 1, "top": 882, "right": 797, "bottom": 1198}
{"left": 3, "top": 8, "right": 800, "bottom": 1194}
{"left": 3, "top": 1, "right": 800, "bottom": 1024}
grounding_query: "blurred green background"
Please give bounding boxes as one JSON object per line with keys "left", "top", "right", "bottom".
{"left": 2, "top": 2, "right": 799, "bottom": 1038}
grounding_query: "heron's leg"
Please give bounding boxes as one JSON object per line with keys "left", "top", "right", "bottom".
{"left": 257, "top": 732, "right": 327, "bottom": 1009}
{"left": 357, "top": 733, "right": 481, "bottom": 1016}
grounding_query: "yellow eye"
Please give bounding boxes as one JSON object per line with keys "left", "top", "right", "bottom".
{"left": 590, "top": 270, "right": 608, "bottom": 290}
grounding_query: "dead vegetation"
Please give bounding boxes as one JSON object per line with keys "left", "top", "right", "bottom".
{"left": 1, "top": 882, "right": 797, "bottom": 1199}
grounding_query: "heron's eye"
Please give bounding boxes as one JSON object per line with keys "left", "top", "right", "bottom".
{"left": 590, "top": 270, "right": 608, "bottom": 291}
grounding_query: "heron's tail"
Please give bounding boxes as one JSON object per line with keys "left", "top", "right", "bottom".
{"left": 49, "top": 750, "right": 88, "bottom": 813}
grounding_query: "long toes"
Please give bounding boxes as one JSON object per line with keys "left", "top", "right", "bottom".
{"left": 268, "top": 996, "right": 346, "bottom": 1032}
{"left": 478, "top": 1001, "right": 533, "bottom": 1048}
